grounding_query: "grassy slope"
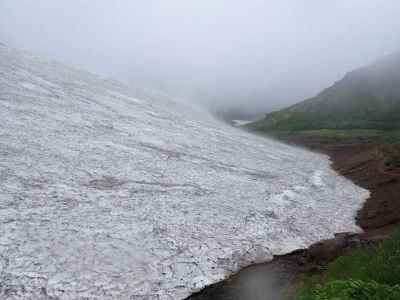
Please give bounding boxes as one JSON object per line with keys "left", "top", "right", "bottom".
{"left": 249, "top": 51, "right": 400, "bottom": 133}
{"left": 248, "top": 51, "right": 400, "bottom": 166}
{"left": 292, "top": 233, "right": 400, "bottom": 300}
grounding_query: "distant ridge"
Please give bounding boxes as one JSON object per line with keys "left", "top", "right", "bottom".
{"left": 250, "top": 51, "right": 400, "bottom": 132}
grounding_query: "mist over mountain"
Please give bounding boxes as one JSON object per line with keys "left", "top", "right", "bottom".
{"left": 2, "top": 1, "right": 400, "bottom": 299}
{"left": 1, "top": 1, "right": 400, "bottom": 116}
{"left": 251, "top": 51, "right": 400, "bottom": 131}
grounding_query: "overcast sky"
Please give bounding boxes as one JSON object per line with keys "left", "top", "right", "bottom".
{"left": 1, "top": 1, "right": 400, "bottom": 117}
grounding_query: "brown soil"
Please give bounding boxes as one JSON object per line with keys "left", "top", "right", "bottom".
{"left": 187, "top": 136, "right": 400, "bottom": 300}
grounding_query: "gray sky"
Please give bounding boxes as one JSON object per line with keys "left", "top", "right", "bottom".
{"left": 1, "top": 1, "right": 400, "bottom": 117}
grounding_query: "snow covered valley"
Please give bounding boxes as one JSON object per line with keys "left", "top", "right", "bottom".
{"left": 0, "top": 45, "right": 369, "bottom": 299}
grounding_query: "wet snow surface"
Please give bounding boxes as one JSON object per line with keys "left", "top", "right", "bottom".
{"left": 0, "top": 45, "right": 369, "bottom": 299}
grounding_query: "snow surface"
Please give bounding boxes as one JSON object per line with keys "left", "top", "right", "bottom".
{"left": 0, "top": 45, "right": 369, "bottom": 299}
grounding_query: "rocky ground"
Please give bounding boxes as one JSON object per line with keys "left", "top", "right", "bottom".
{"left": 188, "top": 136, "right": 400, "bottom": 300}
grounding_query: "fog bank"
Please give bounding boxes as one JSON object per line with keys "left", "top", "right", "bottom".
{"left": 1, "top": 1, "right": 400, "bottom": 117}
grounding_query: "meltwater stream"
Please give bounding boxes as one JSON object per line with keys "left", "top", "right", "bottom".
{"left": 0, "top": 45, "right": 369, "bottom": 299}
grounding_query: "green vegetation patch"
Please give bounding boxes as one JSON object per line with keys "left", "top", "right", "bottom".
{"left": 297, "top": 280, "right": 400, "bottom": 300}
{"left": 248, "top": 125, "right": 400, "bottom": 144}
{"left": 293, "top": 233, "right": 400, "bottom": 300}
{"left": 298, "top": 129, "right": 385, "bottom": 139}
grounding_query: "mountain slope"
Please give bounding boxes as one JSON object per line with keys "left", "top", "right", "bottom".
{"left": 251, "top": 51, "right": 400, "bottom": 132}
{"left": 0, "top": 45, "right": 368, "bottom": 299}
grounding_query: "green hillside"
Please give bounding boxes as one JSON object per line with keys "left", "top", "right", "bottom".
{"left": 250, "top": 51, "right": 400, "bottom": 134}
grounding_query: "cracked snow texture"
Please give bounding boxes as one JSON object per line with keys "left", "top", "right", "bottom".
{"left": 0, "top": 45, "right": 369, "bottom": 299}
